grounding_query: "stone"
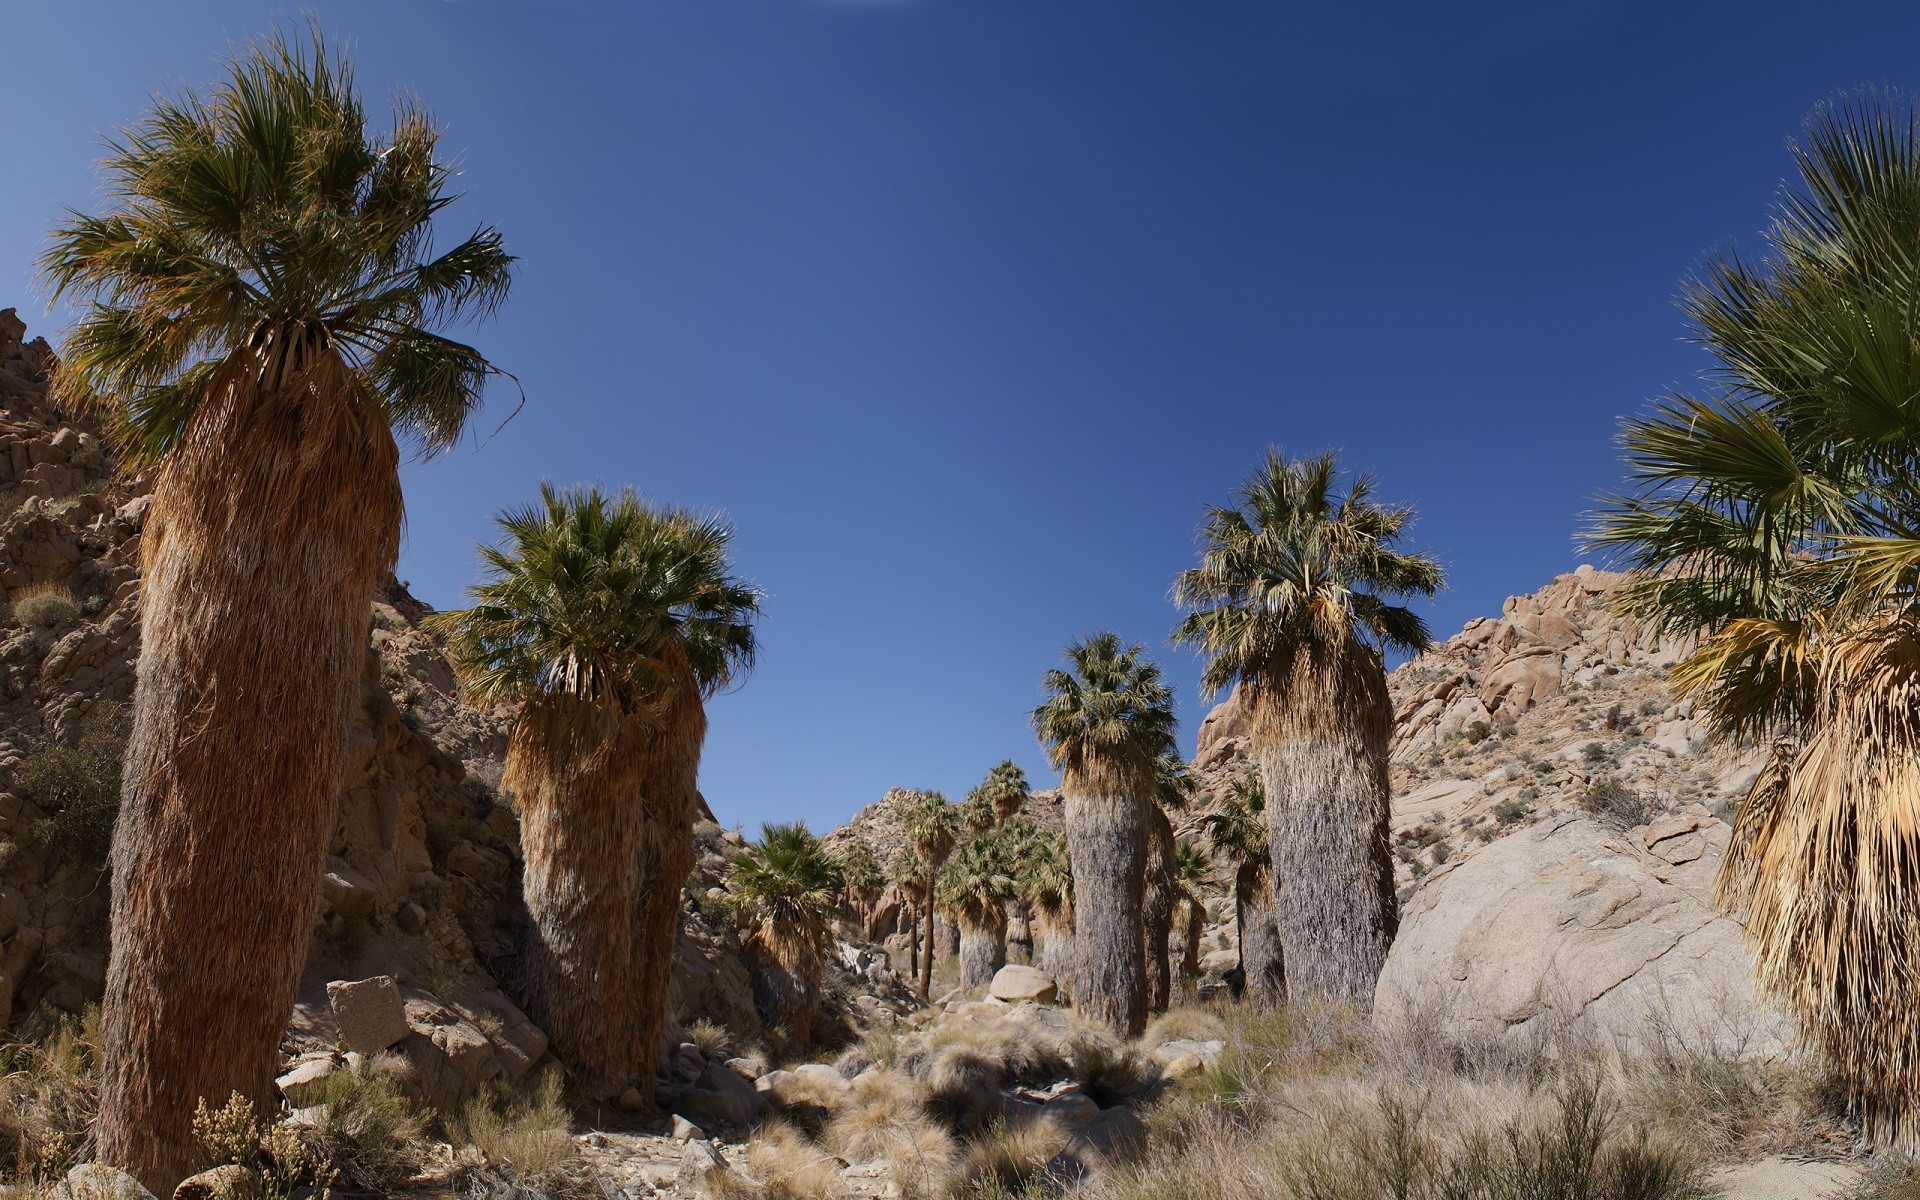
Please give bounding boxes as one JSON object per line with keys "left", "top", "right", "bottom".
{"left": 671, "top": 1114, "right": 704, "bottom": 1141}
{"left": 1152, "top": 1038, "right": 1224, "bottom": 1066}
{"left": 274, "top": 1055, "right": 336, "bottom": 1105}
{"left": 1047, "top": 1106, "right": 1148, "bottom": 1179}
{"left": 1042, "top": 1091, "right": 1101, "bottom": 1128}
{"left": 614, "top": 1086, "right": 649, "bottom": 1112}
{"left": 988, "top": 964, "right": 1057, "bottom": 1004}
{"left": 1478, "top": 648, "right": 1561, "bottom": 713}
{"left": 171, "top": 1165, "right": 260, "bottom": 1199}
{"left": 327, "top": 975, "right": 409, "bottom": 1053}
{"left": 677, "top": 1060, "right": 769, "bottom": 1130}
{"left": 400, "top": 1017, "right": 503, "bottom": 1111}
{"left": 1160, "top": 1053, "right": 1203, "bottom": 1080}
{"left": 1374, "top": 814, "right": 1794, "bottom": 1057}
{"left": 676, "top": 1140, "right": 729, "bottom": 1195}
{"left": 53, "top": 1164, "right": 156, "bottom": 1200}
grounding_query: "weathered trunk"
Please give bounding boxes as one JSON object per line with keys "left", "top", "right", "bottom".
{"left": 1174, "top": 896, "right": 1204, "bottom": 984}
{"left": 1142, "top": 805, "right": 1175, "bottom": 1014}
{"left": 633, "top": 661, "right": 706, "bottom": 1107}
{"left": 1237, "top": 862, "right": 1284, "bottom": 1008}
{"left": 748, "top": 951, "right": 822, "bottom": 1057}
{"left": 99, "top": 353, "right": 403, "bottom": 1191}
{"left": 1062, "top": 770, "right": 1148, "bottom": 1037}
{"left": 957, "top": 911, "right": 1007, "bottom": 991}
{"left": 510, "top": 696, "right": 651, "bottom": 1100}
{"left": 1035, "top": 912, "right": 1076, "bottom": 994}
{"left": 1007, "top": 900, "right": 1034, "bottom": 966}
{"left": 1256, "top": 641, "right": 1396, "bottom": 1004}
{"left": 940, "top": 919, "right": 960, "bottom": 960}
{"left": 919, "top": 875, "right": 937, "bottom": 997}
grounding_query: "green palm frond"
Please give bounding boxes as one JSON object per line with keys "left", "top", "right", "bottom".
{"left": 904, "top": 790, "right": 959, "bottom": 869}
{"left": 1030, "top": 632, "right": 1178, "bottom": 787}
{"left": 40, "top": 24, "right": 514, "bottom": 466}
{"left": 1203, "top": 772, "right": 1268, "bottom": 868}
{"left": 428, "top": 482, "right": 760, "bottom": 713}
{"left": 729, "top": 822, "right": 842, "bottom": 956}
{"left": 937, "top": 829, "right": 1019, "bottom": 923}
{"left": 1172, "top": 449, "right": 1442, "bottom": 698}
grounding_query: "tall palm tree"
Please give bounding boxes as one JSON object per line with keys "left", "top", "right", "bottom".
{"left": 905, "top": 791, "right": 958, "bottom": 998}
{"left": 1143, "top": 753, "right": 1192, "bottom": 1014}
{"left": 1031, "top": 632, "right": 1177, "bottom": 1036}
{"left": 980, "top": 760, "right": 1031, "bottom": 828}
{"left": 1020, "top": 829, "right": 1075, "bottom": 987}
{"left": 1173, "top": 449, "right": 1442, "bottom": 1004}
{"left": 38, "top": 30, "right": 514, "bottom": 1187}
{"left": 730, "top": 823, "right": 842, "bottom": 1057}
{"left": 957, "top": 789, "right": 997, "bottom": 837}
{"left": 887, "top": 844, "right": 925, "bottom": 975}
{"left": 1205, "top": 773, "right": 1283, "bottom": 1007}
{"left": 432, "top": 483, "right": 758, "bottom": 1104}
{"left": 1171, "top": 837, "right": 1212, "bottom": 986}
{"left": 835, "top": 840, "right": 885, "bottom": 929}
{"left": 938, "top": 831, "right": 1019, "bottom": 990}
{"left": 998, "top": 815, "right": 1042, "bottom": 966}
{"left": 1591, "top": 92, "right": 1920, "bottom": 1146}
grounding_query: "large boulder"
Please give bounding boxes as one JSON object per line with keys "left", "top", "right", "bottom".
{"left": 1374, "top": 810, "right": 1793, "bottom": 1057}
{"left": 988, "top": 964, "right": 1058, "bottom": 1004}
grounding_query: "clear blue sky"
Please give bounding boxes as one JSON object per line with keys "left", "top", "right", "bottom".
{"left": 1, "top": 2, "right": 1910, "bottom": 833}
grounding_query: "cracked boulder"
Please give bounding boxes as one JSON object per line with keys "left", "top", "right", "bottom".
{"left": 1374, "top": 810, "right": 1794, "bottom": 1057}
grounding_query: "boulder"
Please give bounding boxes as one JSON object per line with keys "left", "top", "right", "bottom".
{"left": 988, "top": 964, "right": 1057, "bottom": 1004}
{"left": 327, "top": 976, "right": 409, "bottom": 1053}
{"left": 171, "top": 1166, "right": 259, "bottom": 1200}
{"left": 1478, "top": 648, "right": 1561, "bottom": 713}
{"left": 676, "top": 1060, "right": 769, "bottom": 1130}
{"left": 676, "top": 1140, "right": 729, "bottom": 1194}
{"left": 1151, "top": 1038, "right": 1224, "bottom": 1066}
{"left": 53, "top": 1165, "right": 156, "bottom": 1200}
{"left": 1374, "top": 813, "right": 1793, "bottom": 1057}
{"left": 1047, "top": 1106, "right": 1147, "bottom": 1179}
{"left": 274, "top": 1055, "right": 336, "bottom": 1105}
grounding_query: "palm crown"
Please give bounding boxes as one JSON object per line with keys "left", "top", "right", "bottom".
{"left": 937, "top": 830, "right": 1019, "bottom": 924}
{"left": 834, "top": 841, "right": 885, "bottom": 901}
{"left": 39, "top": 28, "right": 515, "bottom": 466}
{"left": 429, "top": 483, "right": 759, "bottom": 716}
{"left": 1203, "top": 773, "right": 1269, "bottom": 870}
{"left": 729, "top": 823, "right": 843, "bottom": 953}
{"left": 1173, "top": 449, "right": 1443, "bottom": 697}
{"left": 1592, "top": 93, "right": 1920, "bottom": 740}
{"left": 905, "top": 790, "right": 959, "bottom": 868}
{"left": 1031, "top": 631, "right": 1178, "bottom": 785}
{"left": 1017, "top": 829, "right": 1074, "bottom": 921}
{"left": 979, "top": 760, "right": 1031, "bottom": 825}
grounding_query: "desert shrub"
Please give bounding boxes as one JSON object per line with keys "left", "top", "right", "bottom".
{"left": 1462, "top": 720, "right": 1493, "bottom": 745}
{"left": 447, "top": 1069, "right": 578, "bottom": 1190}
{"left": 19, "top": 702, "right": 128, "bottom": 862}
{"left": 709, "top": 1120, "right": 854, "bottom": 1199}
{"left": 10, "top": 582, "right": 78, "bottom": 628}
{"left": 1492, "top": 797, "right": 1531, "bottom": 827}
{"left": 1582, "top": 740, "right": 1612, "bottom": 764}
{"left": 0, "top": 1006, "right": 102, "bottom": 1184}
{"left": 1143, "top": 1007, "right": 1227, "bottom": 1050}
{"left": 191, "top": 1092, "right": 338, "bottom": 1197}
{"left": 958, "top": 1115, "right": 1070, "bottom": 1195}
{"left": 686, "top": 1016, "right": 736, "bottom": 1061}
{"left": 310, "top": 1056, "right": 432, "bottom": 1189}
{"left": 1582, "top": 774, "right": 1654, "bottom": 827}
{"left": 1067, "top": 1032, "right": 1162, "bottom": 1106}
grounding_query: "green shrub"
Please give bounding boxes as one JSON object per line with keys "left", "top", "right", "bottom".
{"left": 312, "top": 1057, "right": 431, "bottom": 1190}
{"left": 1462, "top": 720, "right": 1493, "bottom": 745}
{"left": 19, "top": 703, "right": 128, "bottom": 862}
{"left": 11, "top": 583, "right": 78, "bottom": 628}
{"left": 1582, "top": 774, "right": 1654, "bottom": 828}
{"left": 1492, "top": 797, "right": 1531, "bottom": 827}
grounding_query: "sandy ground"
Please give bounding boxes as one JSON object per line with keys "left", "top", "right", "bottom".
{"left": 1709, "top": 1157, "right": 1862, "bottom": 1200}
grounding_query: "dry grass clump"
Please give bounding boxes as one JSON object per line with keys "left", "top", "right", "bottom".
{"left": 309, "top": 1054, "right": 433, "bottom": 1190}
{"left": 707, "top": 1120, "right": 855, "bottom": 1199}
{"left": 1065, "top": 1031, "right": 1162, "bottom": 1106}
{"left": 956, "top": 1115, "right": 1070, "bottom": 1195}
{"left": 446, "top": 1069, "right": 584, "bottom": 1194}
{"left": 685, "top": 1017, "right": 737, "bottom": 1061}
{"left": 10, "top": 582, "right": 78, "bottom": 629}
{"left": 1141, "top": 1007, "right": 1226, "bottom": 1049}
{"left": 0, "top": 1006, "right": 101, "bottom": 1186}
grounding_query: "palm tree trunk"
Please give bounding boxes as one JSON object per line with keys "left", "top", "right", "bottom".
{"left": 1178, "top": 896, "right": 1204, "bottom": 983}
{"left": 1062, "top": 778, "right": 1148, "bottom": 1037}
{"left": 1143, "top": 806, "right": 1175, "bottom": 1015}
{"left": 1007, "top": 900, "right": 1033, "bottom": 966}
{"left": 633, "top": 661, "right": 706, "bottom": 1108}
{"left": 1034, "top": 911, "right": 1075, "bottom": 992}
{"left": 919, "top": 875, "right": 937, "bottom": 997}
{"left": 957, "top": 912, "right": 1007, "bottom": 990}
{"left": 98, "top": 365, "right": 403, "bottom": 1191}
{"left": 1257, "top": 644, "right": 1396, "bottom": 1004}
{"left": 748, "top": 928, "right": 823, "bottom": 1057}
{"left": 508, "top": 696, "right": 651, "bottom": 1100}
{"left": 1237, "top": 863, "right": 1284, "bottom": 1008}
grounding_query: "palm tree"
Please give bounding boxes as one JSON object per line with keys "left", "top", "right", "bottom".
{"left": 957, "top": 789, "right": 997, "bottom": 836}
{"left": 432, "top": 483, "right": 758, "bottom": 1104}
{"left": 1171, "top": 837, "right": 1213, "bottom": 985}
{"left": 1591, "top": 93, "right": 1920, "bottom": 1146}
{"left": 938, "top": 831, "right": 1019, "bottom": 990}
{"left": 730, "top": 823, "right": 842, "bottom": 1057}
{"left": 1205, "top": 773, "right": 1283, "bottom": 1007}
{"left": 1173, "top": 449, "right": 1442, "bottom": 1004}
{"left": 835, "top": 840, "right": 885, "bottom": 928}
{"left": 38, "top": 30, "right": 514, "bottom": 1187}
{"left": 1031, "top": 632, "right": 1177, "bottom": 1036}
{"left": 1020, "top": 829, "right": 1075, "bottom": 987}
{"left": 999, "top": 815, "right": 1042, "bottom": 965}
{"left": 1143, "top": 753, "right": 1192, "bottom": 1014}
{"left": 980, "top": 760, "right": 1031, "bottom": 827}
{"left": 905, "top": 791, "right": 959, "bottom": 998}
{"left": 887, "top": 844, "right": 926, "bottom": 975}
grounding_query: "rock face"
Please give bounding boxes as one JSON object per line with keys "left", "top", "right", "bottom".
{"left": 1374, "top": 808, "right": 1792, "bottom": 1056}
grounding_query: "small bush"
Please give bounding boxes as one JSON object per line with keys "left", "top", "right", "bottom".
{"left": 447, "top": 1069, "right": 577, "bottom": 1188}
{"left": 20, "top": 702, "right": 128, "bottom": 862}
{"left": 1492, "top": 797, "right": 1531, "bottom": 828}
{"left": 0, "top": 1006, "right": 101, "bottom": 1184}
{"left": 686, "top": 1016, "right": 736, "bottom": 1060}
{"left": 191, "top": 1092, "right": 338, "bottom": 1198}
{"left": 1582, "top": 741, "right": 1611, "bottom": 764}
{"left": 311, "top": 1056, "right": 432, "bottom": 1190}
{"left": 1462, "top": 720, "right": 1493, "bottom": 745}
{"left": 1582, "top": 774, "right": 1655, "bottom": 828}
{"left": 11, "top": 582, "right": 78, "bottom": 628}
